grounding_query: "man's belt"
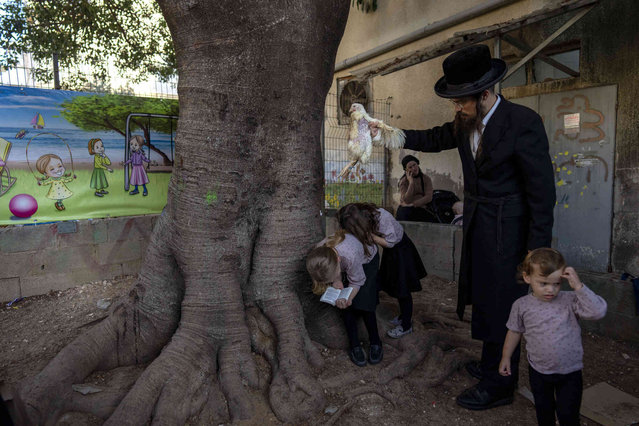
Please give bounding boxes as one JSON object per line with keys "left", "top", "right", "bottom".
{"left": 464, "top": 192, "right": 524, "bottom": 255}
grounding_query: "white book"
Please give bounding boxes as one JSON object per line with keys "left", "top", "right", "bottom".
{"left": 320, "top": 286, "right": 353, "bottom": 306}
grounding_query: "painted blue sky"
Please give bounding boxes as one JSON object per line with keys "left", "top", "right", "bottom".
{"left": 0, "top": 86, "right": 86, "bottom": 130}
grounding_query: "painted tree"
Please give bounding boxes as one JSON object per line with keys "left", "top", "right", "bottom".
{"left": 13, "top": 1, "right": 351, "bottom": 424}
{"left": 60, "top": 94, "right": 178, "bottom": 165}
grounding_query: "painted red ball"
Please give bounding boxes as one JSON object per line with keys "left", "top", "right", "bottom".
{"left": 9, "top": 194, "right": 38, "bottom": 218}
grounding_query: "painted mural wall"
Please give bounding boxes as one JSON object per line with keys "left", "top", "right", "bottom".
{"left": 0, "top": 86, "right": 177, "bottom": 225}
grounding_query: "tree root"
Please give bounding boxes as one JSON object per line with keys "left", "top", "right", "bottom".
{"left": 323, "top": 400, "right": 355, "bottom": 426}
{"left": 378, "top": 296, "right": 479, "bottom": 386}
{"left": 321, "top": 386, "right": 395, "bottom": 426}
{"left": 253, "top": 295, "right": 326, "bottom": 423}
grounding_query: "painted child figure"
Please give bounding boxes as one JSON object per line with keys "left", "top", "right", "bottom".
{"left": 123, "top": 135, "right": 150, "bottom": 196}
{"left": 36, "top": 154, "right": 75, "bottom": 211}
{"left": 499, "top": 248, "right": 607, "bottom": 426}
{"left": 88, "top": 138, "right": 113, "bottom": 197}
{"left": 306, "top": 206, "right": 382, "bottom": 367}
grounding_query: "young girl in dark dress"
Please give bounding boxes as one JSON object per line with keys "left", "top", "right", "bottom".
{"left": 306, "top": 205, "right": 382, "bottom": 367}
{"left": 351, "top": 203, "right": 427, "bottom": 338}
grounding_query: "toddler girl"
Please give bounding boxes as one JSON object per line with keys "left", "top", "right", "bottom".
{"left": 499, "top": 248, "right": 607, "bottom": 426}
{"left": 306, "top": 205, "right": 382, "bottom": 367}
{"left": 36, "top": 154, "right": 74, "bottom": 211}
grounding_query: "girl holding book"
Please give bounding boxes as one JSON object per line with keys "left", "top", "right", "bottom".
{"left": 306, "top": 204, "right": 382, "bottom": 367}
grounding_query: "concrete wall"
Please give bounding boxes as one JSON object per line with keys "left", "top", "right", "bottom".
{"left": 0, "top": 215, "right": 156, "bottom": 302}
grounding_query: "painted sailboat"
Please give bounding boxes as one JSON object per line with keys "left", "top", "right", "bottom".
{"left": 31, "top": 113, "right": 45, "bottom": 129}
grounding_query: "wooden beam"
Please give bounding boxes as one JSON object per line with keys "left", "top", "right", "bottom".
{"left": 502, "top": 34, "right": 579, "bottom": 77}
{"left": 503, "top": 5, "right": 593, "bottom": 79}
{"left": 349, "top": 0, "right": 598, "bottom": 79}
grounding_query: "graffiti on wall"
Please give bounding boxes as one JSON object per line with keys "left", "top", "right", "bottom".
{"left": 551, "top": 94, "right": 609, "bottom": 210}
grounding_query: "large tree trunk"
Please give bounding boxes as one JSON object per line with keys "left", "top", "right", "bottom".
{"left": 13, "top": 1, "right": 350, "bottom": 424}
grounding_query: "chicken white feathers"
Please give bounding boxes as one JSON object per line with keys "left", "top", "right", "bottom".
{"left": 339, "top": 103, "right": 405, "bottom": 179}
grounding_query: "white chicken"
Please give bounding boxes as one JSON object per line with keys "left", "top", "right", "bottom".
{"left": 339, "top": 103, "right": 405, "bottom": 179}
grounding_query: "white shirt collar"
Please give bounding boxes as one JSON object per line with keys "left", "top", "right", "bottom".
{"left": 471, "top": 95, "right": 501, "bottom": 158}
{"left": 482, "top": 94, "right": 501, "bottom": 127}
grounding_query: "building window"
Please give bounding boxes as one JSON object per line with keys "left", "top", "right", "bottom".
{"left": 502, "top": 48, "right": 580, "bottom": 88}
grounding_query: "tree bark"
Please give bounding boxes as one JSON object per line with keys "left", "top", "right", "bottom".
{"left": 13, "top": 1, "right": 350, "bottom": 424}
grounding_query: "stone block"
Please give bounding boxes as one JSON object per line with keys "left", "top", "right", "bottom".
{"left": 0, "top": 251, "right": 37, "bottom": 278}
{"left": 56, "top": 220, "right": 108, "bottom": 248}
{"left": 577, "top": 271, "right": 639, "bottom": 345}
{"left": 121, "top": 260, "right": 143, "bottom": 276}
{"left": 20, "top": 264, "right": 122, "bottom": 297}
{"left": 0, "top": 277, "right": 21, "bottom": 302}
{"left": 29, "top": 245, "right": 98, "bottom": 276}
{"left": 95, "top": 240, "right": 144, "bottom": 265}
{"left": 401, "top": 222, "right": 456, "bottom": 281}
{"left": 106, "top": 216, "right": 154, "bottom": 243}
{"left": 401, "top": 221, "right": 456, "bottom": 244}
{"left": 580, "top": 271, "right": 636, "bottom": 318}
{"left": 611, "top": 211, "right": 639, "bottom": 272}
{"left": 613, "top": 168, "right": 639, "bottom": 212}
{"left": 0, "top": 224, "right": 56, "bottom": 253}
{"left": 581, "top": 382, "right": 639, "bottom": 425}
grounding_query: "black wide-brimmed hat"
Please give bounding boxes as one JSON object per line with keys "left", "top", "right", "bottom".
{"left": 434, "top": 45, "right": 507, "bottom": 98}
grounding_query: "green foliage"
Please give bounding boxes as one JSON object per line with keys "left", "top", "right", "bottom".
{"left": 351, "top": 0, "right": 377, "bottom": 13}
{"left": 0, "top": 0, "right": 175, "bottom": 86}
{"left": 58, "top": 93, "right": 178, "bottom": 135}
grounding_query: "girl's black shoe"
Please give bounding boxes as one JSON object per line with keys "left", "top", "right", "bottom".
{"left": 349, "top": 346, "right": 367, "bottom": 367}
{"left": 369, "top": 344, "right": 383, "bottom": 364}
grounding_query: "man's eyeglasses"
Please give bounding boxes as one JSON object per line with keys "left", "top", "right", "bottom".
{"left": 449, "top": 99, "right": 468, "bottom": 109}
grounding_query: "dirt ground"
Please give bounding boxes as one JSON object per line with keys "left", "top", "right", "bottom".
{"left": 1, "top": 275, "right": 638, "bottom": 425}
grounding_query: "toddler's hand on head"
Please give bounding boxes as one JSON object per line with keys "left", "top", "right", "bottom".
{"left": 562, "top": 266, "right": 583, "bottom": 290}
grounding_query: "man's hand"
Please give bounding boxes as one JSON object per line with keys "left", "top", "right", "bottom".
{"left": 562, "top": 266, "right": 583, "bottom": 291}
{"left": 332, "top": 281, "right": 344, "bottom": 290}
{"left": 369, "top": 121, "right": 379, "bottom": 138}
{"left": 399, "top": 201, "right": 414, "bottom": 207}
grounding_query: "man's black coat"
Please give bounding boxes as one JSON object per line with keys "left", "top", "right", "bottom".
{"left": 402, "top": 96, "right": 556, "bottom": 342}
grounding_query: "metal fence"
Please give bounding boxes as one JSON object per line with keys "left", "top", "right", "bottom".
{"left": 323, "top": 93, "right": 392, "bottom": 210}
{"left": 0, "top": 53, "right": 177, "bottom": 99}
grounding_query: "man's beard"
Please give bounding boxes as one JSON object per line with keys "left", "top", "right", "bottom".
{"left": 453, "top": 110, "right": 481, "bottom": 138}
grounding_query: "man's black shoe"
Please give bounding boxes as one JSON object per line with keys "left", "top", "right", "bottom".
{"left": 455, "top": 384, "right": 513, "bottom": 410}
{"left": 349, "top": 346, "right": 367, "bottom": 367}
{"left": 465, "top": 360, "right": 482, "bottom": 380}
{"left": 368, "top": 344, "right": 383, "bottom": 365}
